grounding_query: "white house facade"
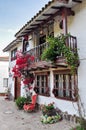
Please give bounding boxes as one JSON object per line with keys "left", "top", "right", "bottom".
{"left": 0, "top": 57, "right": 9, "bottom": 94}
{"left": 3, "top": 0, "right": 86, "bottom": 117}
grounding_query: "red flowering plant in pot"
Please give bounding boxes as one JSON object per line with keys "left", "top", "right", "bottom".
{"left": 12, "top": 50, "right": 35, "bottom": 97}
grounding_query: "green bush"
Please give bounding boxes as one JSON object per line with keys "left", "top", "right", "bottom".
{"left": 15, "top": 97, "right": 28, "bottom": 109}
{"left": 71, "top": 125, "right": 84, "bottom": 130}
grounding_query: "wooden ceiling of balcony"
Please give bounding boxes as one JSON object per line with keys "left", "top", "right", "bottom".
{"left": 15, "top": 0, "right": 82, "bottom": 38}
{"left": 18, "top": 8, "right": 75, "bottom": 36}
{"left": 28, "top": 60, "right": 68, "bottom": 71}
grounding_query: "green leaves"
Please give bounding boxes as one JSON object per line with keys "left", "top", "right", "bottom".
{"left": 41, "top": 34, "right": 79, "bottom": 73}
{"left": 15, "top": 96, "right": 31, "bottom": 109}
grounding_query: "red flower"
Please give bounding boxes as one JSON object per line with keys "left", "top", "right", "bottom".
{"left": 29, "top": 86, "right": 33, "bottom": 90}
{"left": 23, "top": 79, "right": 30, "bottom": 85}
{"left": 30, "top": 56, "right": 35, "bottom": 61}
{"left": 12, "top": 51, "right": 35, "bottom": 86}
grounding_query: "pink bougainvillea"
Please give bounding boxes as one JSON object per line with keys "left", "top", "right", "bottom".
{"left": 12, "top": 65, "right": 21, "bottom": 77}
{"left": 12, "top": 50, "right": 35, "bottom": 87}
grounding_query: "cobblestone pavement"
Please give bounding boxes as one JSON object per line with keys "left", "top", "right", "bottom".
{"left": 0, "top": 97, "right": 77, "bottom": 130}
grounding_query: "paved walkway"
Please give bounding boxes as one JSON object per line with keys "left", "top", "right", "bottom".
{"left": 0, "top": 97, "right": 77, "bottom": 130}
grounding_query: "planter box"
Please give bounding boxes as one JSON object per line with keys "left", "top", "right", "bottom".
{"left": 55, "top": 56, "right": 68, "bottom": 67}
{"left": 0, "top": 93, "right": 6, "bottom": 96}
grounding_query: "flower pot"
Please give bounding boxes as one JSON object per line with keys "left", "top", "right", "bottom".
{"left": 55, "top": 57, "right": 68, "bottom": 67}
{"left": 42, "top": 109, "right": 57, "bottom": 116}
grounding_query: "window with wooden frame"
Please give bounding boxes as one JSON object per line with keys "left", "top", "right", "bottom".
{"left": 34, "top": 72, "right": 50, "bottom": 96}
{"left": 53, "top": 70, "right": 78, "bottom": 101}
{"left": 3, "top": 78, "right": 8, "bottom": 88}
{"left": 11, "top": 48, "right": 17, "bottom": 61}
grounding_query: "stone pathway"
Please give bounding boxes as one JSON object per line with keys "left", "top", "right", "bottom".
{"left": 0, "top": 97, "right": 77, "bottom": 130}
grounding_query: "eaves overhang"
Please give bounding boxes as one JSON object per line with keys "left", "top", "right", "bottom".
{"left": 15, "top": 0, "right": 82, "bottom": 38}
{"left": 3, "top": 38, "right": 22, "bottom": 52}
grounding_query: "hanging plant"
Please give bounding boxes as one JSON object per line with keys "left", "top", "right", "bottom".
{"left": 41, "top": 34, "right": 79, "bottom": 73}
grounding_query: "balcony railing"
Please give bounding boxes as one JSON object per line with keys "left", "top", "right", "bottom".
{"left": 24, "top": 35, "right": 77, "bottom": 63}
{"left": 66, "top": 35, "right": 77, "bottom": 52}
{"left": 24, "top": 42, "right": 49, "bottom": 62}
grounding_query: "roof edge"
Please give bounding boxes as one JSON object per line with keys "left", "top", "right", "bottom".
{"left": 3, "top": 38, "right": 22, "bottom": 52}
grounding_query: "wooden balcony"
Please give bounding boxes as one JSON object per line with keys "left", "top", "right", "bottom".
{"left": 24, "top": 35, "right": 77, "bottom": 69}
{"left": 24, "top": 42, "right": 49, "bottom": 62}
{"left": 56, "top": 35, "right": 77, "bottom": 66}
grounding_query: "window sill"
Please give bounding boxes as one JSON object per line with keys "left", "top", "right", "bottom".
{"left": 38, "top": 94, "right": 50, "bottom": 97}
{"left": 54, "top": 96, "right": 77, "bottom": 102}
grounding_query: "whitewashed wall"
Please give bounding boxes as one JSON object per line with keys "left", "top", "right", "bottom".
{"left": 0, "top": 61, "right": 9, "bottom": 93}
{"left": 69, "top": 1, "right": 86, "bottom": 114}
{"left": 38, "top": 1, "right": 86, "bottom": 116}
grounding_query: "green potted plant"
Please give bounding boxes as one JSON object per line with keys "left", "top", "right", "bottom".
{"left": 40, "top": 103, "right": 62, "bottom": 124}
{"left": 15, "top": 96, "right": 30, "bottom": 110}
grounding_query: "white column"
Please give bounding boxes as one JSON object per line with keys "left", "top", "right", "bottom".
{"left": 50, "top": 69, "right": 54, "bottom": 97}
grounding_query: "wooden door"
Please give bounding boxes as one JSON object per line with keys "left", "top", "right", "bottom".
{"left": 14, "top": 77, "right": 21, "bottom": 100}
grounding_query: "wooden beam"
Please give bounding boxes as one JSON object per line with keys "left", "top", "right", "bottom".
{"left": 51, "top": 6, "right": 62, "bottom": 10}
{"left": 42, "top": 13, "right": 52, "bottom": 16}
{"left": 72, "top": 0, "right": 82, "bottom": 3}
{"left": 36, "top": 19, "right": 46, "bottom": 22}
{"left": 67, "top": 8, "right": 75, "bottom": 16}
{"left": 25, "top": 28, "right": 35, "bottom": 30}
{"left": 52, "top": 7, "right": 75, "bottom": 16}
{"left": 20, "top": 7, "right": 74, "bottom": 36}
{"left": 62, "top": 7, "right": 68, "bottom": 35}
{"left": 30, "top": 24, "right": 39, "bottom": 26}
{"left": 21, "top": 9, "right": 64, "bottom": 35}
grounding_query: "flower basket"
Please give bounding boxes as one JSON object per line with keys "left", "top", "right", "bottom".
{"left": 41, "top": 113, "right": 61, "bottom": 124}
{"left": 40, "top": 103, "right": 62, "bottom": 124}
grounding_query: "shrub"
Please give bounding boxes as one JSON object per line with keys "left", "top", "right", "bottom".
{"left": 15, "top": 97, "right": 28, "bottom": 109}
{"left": 71, "top": 125, "right": 84, "bottom": 130}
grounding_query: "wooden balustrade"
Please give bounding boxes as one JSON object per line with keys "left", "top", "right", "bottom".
{"left": 24, "top": 35, "right": 77, "bottom": 64}
{"left": 25, "top": 42, "right": 48, "bottom": 62}
{"left": 66, "top": 35, "right": 77, "bottom": 53}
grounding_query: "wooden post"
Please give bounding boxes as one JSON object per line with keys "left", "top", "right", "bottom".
{"left": 62, "top": 7, "right": 68, "bottom": 35}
